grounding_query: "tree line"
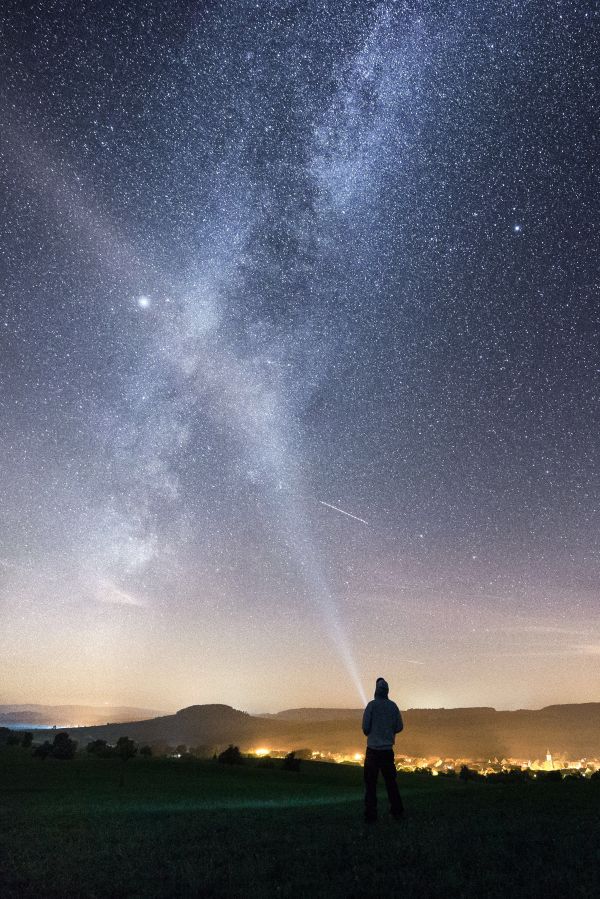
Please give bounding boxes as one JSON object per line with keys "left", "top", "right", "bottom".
{"left": 2, "top": 730, "right": 599, "bottom": 781}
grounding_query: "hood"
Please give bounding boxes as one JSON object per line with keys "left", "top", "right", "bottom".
{"left": 374, "top": 677, "right": 389, "bottom": 698}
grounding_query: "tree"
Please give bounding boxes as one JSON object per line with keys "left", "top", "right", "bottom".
{"left": 290, "top": 748, "right": 312, "bottom": 761}
{"left": 51, "top": 732, "right": 77, "bottom": 760}
{"left": 21, "top": 732, "right": 33, "bottom": 749}
{"left": 283, "top": 751, "right": 301, "bottom": 772}
{"left": 175, "top": 744, "right": 187, "bottom": 757}
{"left": 459, "top": 765, "right": 476, "bottom": 783}
{"left": 115, "top": 736, "right": 137, "bottom": 787}
{"left": 32, "top": 733, "right": 77, "bottom": 760}
{"left": 115, "top": 737, "right": 137, "bottom": 762}
{"left": 139, "top": 745, "right": 153, "bottom": 758}
{"left": 218, "top": 745, "right": 243, "bottom": 765}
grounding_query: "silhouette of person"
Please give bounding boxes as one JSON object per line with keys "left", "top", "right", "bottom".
{"left": 362, "top": 676, "right": 404, "bottom": 822}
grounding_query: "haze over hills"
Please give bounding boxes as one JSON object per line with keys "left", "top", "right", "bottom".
{"left": 28, "top": 702, "right": 600, "bottom": 759}
{"left": 262, "top": 708, "right": 363, "bottom": 721}
{"left": 0, "top": 705, "right": 165, "bottom": 727}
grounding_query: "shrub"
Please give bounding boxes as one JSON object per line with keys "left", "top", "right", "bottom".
{"left": 540, "top": 769, "right": 562, "bottom": 782}
{"left": 218, "top": 745, "right": 243, "bottom": 765}
{"left": 189, "top": 745, "right": 213, "bottom": 759}
{"left": 33, "top": 741, "right": 53, "bottom": 759}
{"left": 290, "top": 748, "right": 312, "bottom": 761}
{"left": 283, "top": 751, "right": 301, "bottom": 772}
{"left": 4, "top": 731, "right": 33, "bottom": 748}
{"left": 87, "top": 739, "right": 113, "bottom": 758}
{"left": 564, "top": 771, "right": 583, "bottom": 782}
{"left": 488, "top": 769, "right": 531, "bottom": 784}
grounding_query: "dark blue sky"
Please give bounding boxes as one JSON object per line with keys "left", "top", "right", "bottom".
{"left": 1, "top": 0, "right": 598, "bottom": 711}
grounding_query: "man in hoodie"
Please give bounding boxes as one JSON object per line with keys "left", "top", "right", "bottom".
{"left": 362, "top": 676, "right": 404, "bottom": 822}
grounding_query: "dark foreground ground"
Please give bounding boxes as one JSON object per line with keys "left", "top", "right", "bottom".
{"left": 1, "top": 750, "right": 599, "bottom": 898}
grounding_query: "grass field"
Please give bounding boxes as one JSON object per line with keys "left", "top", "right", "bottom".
{"left": 1, "top": 748, "right": 599, "bottom": 897}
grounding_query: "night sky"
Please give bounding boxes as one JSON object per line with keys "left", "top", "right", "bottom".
{"left": 1, "top": 1, "right": 599, "bottom": 712}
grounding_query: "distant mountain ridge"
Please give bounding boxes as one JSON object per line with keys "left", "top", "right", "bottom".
{"left": 26, "top": 702, "right": 600, "bottom": 759}
{"left": 0, "top": 704, "right": 165, "bottom": 726}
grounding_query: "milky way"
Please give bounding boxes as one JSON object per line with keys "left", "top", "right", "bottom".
{"left": 1, "top": 1, "right": 598, "bottom": 711}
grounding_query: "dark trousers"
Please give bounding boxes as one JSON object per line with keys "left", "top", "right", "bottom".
{"left": 364, "top": 747, "right": 404, "bottom": 821}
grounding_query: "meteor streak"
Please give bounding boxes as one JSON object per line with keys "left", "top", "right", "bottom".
{"left": 319, "top": 500, "right": 369, "bottom": 526}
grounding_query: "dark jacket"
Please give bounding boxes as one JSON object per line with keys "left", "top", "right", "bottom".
{"left": 362, "top": 681, "right": 403, "bottom": 750}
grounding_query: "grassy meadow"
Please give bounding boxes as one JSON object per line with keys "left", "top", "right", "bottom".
{"left": 1, "top": 747, "right": 599, "bottom": 897}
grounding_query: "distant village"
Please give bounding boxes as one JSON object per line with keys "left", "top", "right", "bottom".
{"left": 247, "top": 747, "right": 600, "bottom": 778}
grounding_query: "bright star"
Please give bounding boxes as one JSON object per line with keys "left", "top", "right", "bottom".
{"left": 137, "top": 296, "right": 151, "bottom": 308}
{"left": 513, "top": 224, "right": 522, "bottom": 233}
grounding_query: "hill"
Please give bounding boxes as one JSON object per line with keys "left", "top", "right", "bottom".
{"left": 30, "top": 702, "right": 600, "bottom": 759}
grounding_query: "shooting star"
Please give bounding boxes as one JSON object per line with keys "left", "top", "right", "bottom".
{"left": 319, "top": 501, "right": 369, "bottom": 526}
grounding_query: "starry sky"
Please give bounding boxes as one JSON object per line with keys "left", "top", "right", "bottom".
{"left": 1, "top": 0, "right": 599, "bottom": 713}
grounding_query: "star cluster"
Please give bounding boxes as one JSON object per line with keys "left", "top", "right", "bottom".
{"left": 1, "top": 0, "right": 599, "bottom": 711}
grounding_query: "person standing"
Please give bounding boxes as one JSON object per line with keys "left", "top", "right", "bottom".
{"left": 362, "top": 676, "right": 404, "bottom": 822}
